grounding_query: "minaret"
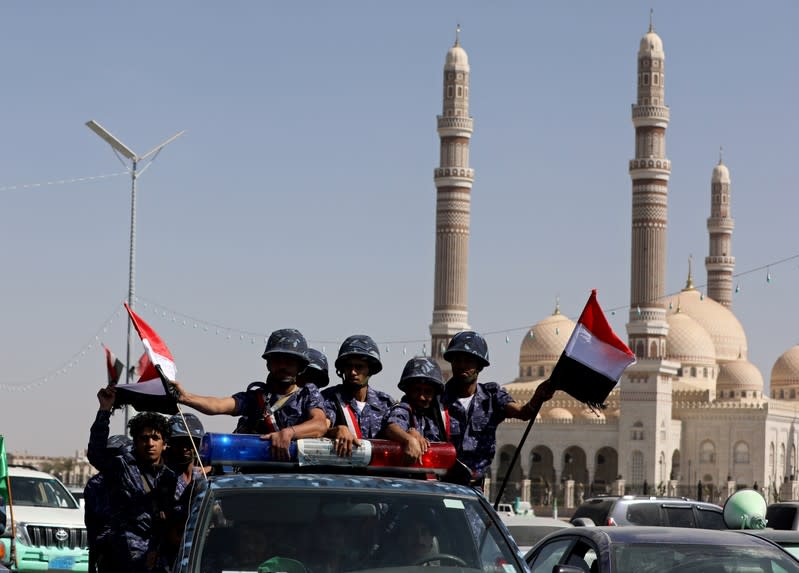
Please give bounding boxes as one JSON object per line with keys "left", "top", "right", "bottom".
{"left": 705, "top": 151, "right": 735, "bottom": 307}
{"left": 430, "top": 26, "right": 474, "bottom": 368}
{"left": 626, "top": 19, "right": 671, "bottom": 360}
{"left": 619, "top": 19, "right": 679, "bottom": 491}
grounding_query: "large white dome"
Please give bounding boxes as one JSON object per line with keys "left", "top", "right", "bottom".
{"left": 520, "top": 307, "right": 576, "bottom": 364}
{"left": 666, "top": 311, "right": 716, "bottom": 365}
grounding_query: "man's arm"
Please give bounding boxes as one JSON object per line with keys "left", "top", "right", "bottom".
{"left": 384, "top": 423, "right": 425, "bottom": 464}
{"left": 171, "top": 381, "right": 238, "bottom": 415}
{"left": 504, "top": 379, "right": 557, "bottom": 420}
{"left": 87, "top": 386, "right": 116, "bottom": 472}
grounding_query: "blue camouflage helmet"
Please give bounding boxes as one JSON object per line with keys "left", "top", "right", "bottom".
{"left": 106, "top": 434, "right": 132, "bottom": 454}
{"left": 167, "top": 412, "right": 205, "bottom": 440}
{"left": 304, "top": 348, "right": 330, "bottom": 388}
{"left": 398, "top": 357, "right": 444, "bottom": 394}
{"left": 261, "top": 328, "right": 310, "bottom": 367}
{"left": 443, "top": 331, "right": 490, "bottom": 367}
{"left": 335, "top": 335, "right": 383, "bottom": 375}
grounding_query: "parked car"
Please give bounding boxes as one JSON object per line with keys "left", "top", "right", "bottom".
{"left": 0, "top": 466, "right": 89, "bottom": 572}
{"left": 501, "top": 514, "right": 573, "bottom": 553}
{"left": 740, "top": 528, "right": 799, "bottom": 560}
{"left": 524, "top": 526, "right": 799, "bottom": 573}
{"left": 767, "top": 501, "right": 799, "bottom": 530}
{"left": 570, "top": 495, "right": 726, "bottom": 529}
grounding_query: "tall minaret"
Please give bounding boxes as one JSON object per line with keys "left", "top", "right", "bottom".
{"left": 430, "top": 26, "right": 474, "bottom": 367}
{"left": 619, "top": 19, "right": 679, "bottom": 490}
{"left": 705, "top": 151, "right": 735, "bottom": 307}
{"left": 626, "top": 19, "right": 671, "bottom": 360}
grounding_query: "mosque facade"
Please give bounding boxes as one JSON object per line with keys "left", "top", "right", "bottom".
{"left": 429, "top": 26, "right": 799, "bottom": 506}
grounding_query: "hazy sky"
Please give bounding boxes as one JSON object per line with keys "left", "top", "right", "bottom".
{"left": 2, "top": 2, "right": 797, "bottom": 456}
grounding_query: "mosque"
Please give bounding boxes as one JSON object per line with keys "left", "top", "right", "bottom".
{"left": 428, "top": 25, "right": 799, "bottom": 506}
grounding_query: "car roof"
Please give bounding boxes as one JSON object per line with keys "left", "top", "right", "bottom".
{"left": 8, "top": 466, "right": 57, "bottom": 479}
{"left": 205, "top": 472, "right": 482, "bottom": 497}
{"left": 533, "top": 526, "right": 785, "bottom": 547}
{"left": 742, "top": 529, "right": 799, "bottom": 543}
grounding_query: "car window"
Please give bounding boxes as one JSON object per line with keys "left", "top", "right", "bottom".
{"left": 768, "top": 506, "right": 799, "bottom": 530}
{"left": 195, "top": 488, "right": 523, "bottom": 573}
{"left": 528, "top": 539, "right": 572, "bottom": 573}
{"left": 9, "top": 476, "right": 78, "bottom": 509}
{"left": 625, "top": 503, "right": 661, "bottom": 526}
{"left": 564, "top": 541, "right": 597, "bottom": 573}
{"left": 663, "top": 506, "right": 696, "bottom": 527}
{"left": 696, "top": 506, "right": 726, "bottom": 530}
{"left": 612, "top": 542, "right": 799, "bottom": 573}
{"left": 571, "top": 500, "right": 612, "bottom": 525}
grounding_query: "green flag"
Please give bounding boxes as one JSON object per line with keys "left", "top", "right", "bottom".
{"left": 0, "top": 434, "right": 7, "bottom": 500}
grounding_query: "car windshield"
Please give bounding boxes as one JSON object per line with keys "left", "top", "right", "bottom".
{"left": 9, "top": 475, "right": 78, "bottom": 509}
{"left": 612, "top": 542, "right": 799, "bottom": 573}
{"left": 194, "top": 488, "right": 522, "bottom": 573}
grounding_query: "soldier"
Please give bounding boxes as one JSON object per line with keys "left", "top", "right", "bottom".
{"left": 322, "top": 335, "right": 394, "bottom": 457}
{"left": 171, "top": 329, "right": 328, "bottom": 461}
{"left": 84, "top": 434, "right": 132, "bottom": 573}
{"left": 441, "top": 331, "right": 555, "bottom": 489}
{"left": 297, "top": 348, "right": 330, "bottom": 388}
{"left": 88, "top": 387, "right": 177, "bottom": 572}
{"left": 383, "top": 357, "right": 447, "bottom": 463}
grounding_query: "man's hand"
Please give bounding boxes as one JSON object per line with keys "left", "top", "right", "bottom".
{"left": 407, "top": 428, "right": 430, "bottom": 454}
{"left": 97, "top": 386, "right": 116, "bottom": 411}
{"left": 263, "top": 428, "right": 294, "bottom": 461}
{"left": 329, "top": 425, "right": 360, "bottom": 457}
{"left": 169, "top": 381, "right": 187, "bottom": 403}
{"left": 402, "top": 435, "right": 424, "bottom": 465}
{"left": 531, "top": 378, "right": 557, "bottom": 406}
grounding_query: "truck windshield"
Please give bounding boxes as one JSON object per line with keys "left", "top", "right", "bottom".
{"left": 9, "top": 476, "right": 79, "bottom": 509}
{"left": 195, "top": 488, "right": 521, "bottom": 573}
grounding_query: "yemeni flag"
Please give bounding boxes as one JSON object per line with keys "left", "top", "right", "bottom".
{"left": 102, "top": 344, "right": 125, "bottom": 385}
{"left": 114, "top": 303, "right": 179, "bottom": 414}
{"left": 549, "top": 289, "right": 636, "bottom": 409}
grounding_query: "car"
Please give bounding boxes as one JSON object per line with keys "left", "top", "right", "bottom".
{"left": 524, "top": 526, "right": 799, "bottom": 573}
{"left": 500, "top": 514, "right": 574, "bottom": 553}
{"left": 569, "top": 495, "right": 726, "bottom": 529}
{"left": 767, "top": 501, "right": 799, "bottom": 530}
{"left": 740, "top": 528, "right": 799, "bottom": 560}
{"left": 0, "top": 466, "right": 89, "bottom": 572}
{"left": 172, "top": 433, "right": 528, "bottom": 573}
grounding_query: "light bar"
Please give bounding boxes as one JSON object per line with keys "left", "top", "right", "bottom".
{"left": 200, "top": 434, "right": 457, "bottom": 474}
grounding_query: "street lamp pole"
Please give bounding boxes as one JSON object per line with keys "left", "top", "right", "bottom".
{"left": 86, "top": 120, "right": 185, "bottom": 427}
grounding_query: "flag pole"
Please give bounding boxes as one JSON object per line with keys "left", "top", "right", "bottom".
{"left": 493, "top": 381, "right": 548, "bottom": 510}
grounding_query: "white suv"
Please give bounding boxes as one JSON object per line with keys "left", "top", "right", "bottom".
{"left": 0, "top": 466, "right": 89, "bottom": 572}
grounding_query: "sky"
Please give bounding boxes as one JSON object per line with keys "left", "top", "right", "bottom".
{"left": 1, "top": 2, "right": 797, "bottom": 456}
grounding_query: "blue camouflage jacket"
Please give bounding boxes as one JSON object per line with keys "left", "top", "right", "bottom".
{"left": 231, "top": 383, "right": 325, "bottom": 434}
{"left": 322, "top": 384, "right": 395, "bottom": 439}
{"left": 385, "top": 398, "right": 448, "bottom": 442}
{"left": 87, "top": 410, "right": 177, "bottom": 571}
{"left": 441, "top": 381, "right": 514, "bottom": 479}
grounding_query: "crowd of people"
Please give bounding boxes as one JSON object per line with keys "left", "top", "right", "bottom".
{"left": 87, "top": 328, "right": 556, "bottom": 572}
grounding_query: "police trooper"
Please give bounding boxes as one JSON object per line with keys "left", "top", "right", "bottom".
{"left": 297, "top": 348, "right": 330, "bottom": 388}
{"left": 171, "top": 329, "right": 328, "bottom": 461}
{"left": 89, "top": 387, "right": 177, "bottom": 572}
{"left": 322, "top": 335, "right": 394, "bottom": 457}
{"left": 441, "top": 331, "right": 555, "bottom": 488}
{"left": 384, "top": 357, "right": 447, "bottom": 464}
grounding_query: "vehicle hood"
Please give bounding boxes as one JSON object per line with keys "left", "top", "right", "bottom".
{"left": 11, "top": 506, "right": 85, "bottom": 527}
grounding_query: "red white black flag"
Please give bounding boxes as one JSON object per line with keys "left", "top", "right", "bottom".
{"left": 549, "top": 290, "right": 636, "bottom": 409}
{"left": 102, "top": 344, "right": 125, "bottom": 385}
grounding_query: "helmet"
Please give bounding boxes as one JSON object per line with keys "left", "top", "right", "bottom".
{"left": 262, "top": 328, "right": 310, "bottom": 367}
{"left": 443, "top": 331, "right": 490, "bottom": 367}
{"left": 303, "top": 348, "right": 330, "bottom": 388}
{"left": 106, "top": 434, "right": 132, "bottom": 455}
{"left": 168, "top": 413, "right": 205, "bottom": 440}
{"left": 398, "top": 357, "right": 444, "bottom": 394}
{"left": 335, "top": 335, "right": 382, "bottom": 375}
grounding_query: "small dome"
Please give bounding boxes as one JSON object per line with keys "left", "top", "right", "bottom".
{"left": 520, "top": 307, "right": 576, "bottom": 364}
{"left": 639, "top": 31, "right": 664, "bottom": 56}
{"left": 667, "top": 287, "right": 748, "bottom": 362}
{"left": 547, "top": 407, "right": 573, "bottom": 421}
{"left": 445, "top": 44, "right": 469, "bottom": 70}
{"left": 712, "top": 161, "right": 730, "bottom": 184}
{"left": 717, "top": 359, "right": 764, "bottom": 392}
{"left": 771, "top": 345, "right": 799, "bottom": 387}
{"left": 666, "top": 311, "right": 716, "bottom": 365}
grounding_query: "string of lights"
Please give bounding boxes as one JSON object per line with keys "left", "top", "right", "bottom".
{"left": 3, "top": 252, "right": 796, "bottom": 392}
{"left": 0, "top": 171, "right": 128, "bottom": 193}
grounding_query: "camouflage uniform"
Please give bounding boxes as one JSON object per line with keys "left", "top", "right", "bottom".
{"left": 384, "top": 399, "right": 447, "bottom": 442}
{"left": 87, "top": 411, "right": 177, "bottom": 573}
{"left": 231, "top": 383, "right": 326, "bottom": 434}
{"left": 322, "top": 384, "right": 395, "bottom": 439}
{"left": 441, "top": 381, "right": 514, "bottom": 480}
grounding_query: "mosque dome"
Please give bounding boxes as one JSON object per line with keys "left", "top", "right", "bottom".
{"left": 771, "top": 345, "right": 799, "bottom": 387}
{"left": 712, "top": 161, "right": 730, "bottom": 184}
{"left": 445, "top": 43, "right": 469, "bottom": 70}
{"left": 639, "top": 30, "right": 664, "bottom": 56}
{"left": 667, "top": 286, "right": 748, "bottom": 363}
{"left": 666, "top": 311, "right": 716, "bottom": 365}
{"left": 520, "top": 305, "right": 576, "bottom": 364}
{"left": 547, "top": 407, "right": 573, "bottom": 421}
{"left": 717, "top": 359, "right": 764, "bottom": 393}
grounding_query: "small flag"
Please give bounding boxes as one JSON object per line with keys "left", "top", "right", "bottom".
{"left": 0, "top": 434, "right": 8, "bottom": 530}
{"left": 102, "top": 344, "right": 125, "bottom": 385}
{"left": 114, "top": 304, "right": 179, "bottom": 414}
{"left": 549, "top": 289, "right": 636, "bottom": 409}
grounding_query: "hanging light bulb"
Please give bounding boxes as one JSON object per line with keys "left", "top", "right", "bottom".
{"left": 668, "top": 301, "right": 673, "bottom": 310}
{"left": 385, "top": 345, "right": 390, "bottom": 353}
{"left": 505, "top": 336, "right": 510, "bottom": 344}
{"left": 767, "top": 269, "right": 772, "bottom": 283}
{"left": 700, "top": 292, "right": 704, "bottom": 301}
{"left": 611, "top": 310, "right": 615, "bottom": 316}
{"left": 555, "top": 327, "right": 560, "bottom": 335}
{"left": 528, "top": 330, "right": 535, "bottom": 339}
{"left": 735, "top": 283, "right": 741, "bottom": 294}
{"left": 403, "top": 346, "right": 407, "bottom": 356}
{"left": 422, "top": 344, "right": 427, "bottom": 356}
{"left": 636, "top": 306, "right": 642, "bottom": 317}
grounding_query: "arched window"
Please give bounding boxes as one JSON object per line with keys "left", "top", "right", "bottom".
{"left": 632, "top": 451, "right": 644, "bottom": 485}
{"left": 690, "top": 367, "right": 697, "bottom": 377}
{"left": 780, "top": 444, "right": 786, "bottom": 477}
{"left": 700, "top": 440, "right": 715, "bottom": 463}
{"left": 526, "top": 366, "right": 532, "bottom": 377}
{"left": 538, "top": 366, "right": 545, "bottom": 377}
{"left": 631, "top": 421, "right": 644, "bottom": 441}
{"left": 770, "top": 443, "right": 775, "bottom": 477}
{"left": 734, "top": 442, "right": 750, "bottom": 464}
